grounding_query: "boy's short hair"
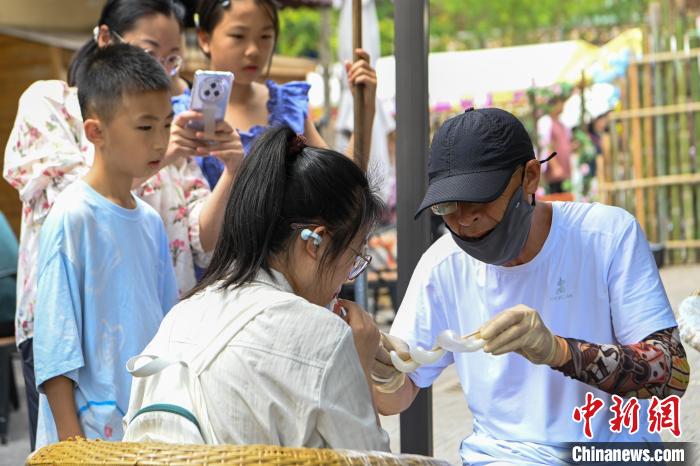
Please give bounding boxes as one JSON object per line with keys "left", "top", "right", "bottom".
{"left": 77, "top": 43, "right": 171, "bottom": 123}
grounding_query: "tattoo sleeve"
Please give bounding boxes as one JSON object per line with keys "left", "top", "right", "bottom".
{"left": 553, "top": 327, "right": 690, "bottom": 399}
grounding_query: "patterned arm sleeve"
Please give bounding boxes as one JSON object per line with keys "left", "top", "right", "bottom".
{"left": 553, "top": 327, "right": 690, "bottom": 399}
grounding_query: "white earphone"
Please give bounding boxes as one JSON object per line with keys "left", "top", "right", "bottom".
{"left": 300, "top": 229, "right": 322, "bottom": 246}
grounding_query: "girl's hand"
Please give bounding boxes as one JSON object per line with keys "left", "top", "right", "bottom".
{"left": 345, "top": 48, "right": 377, "bottom": 111}
{"left": 195, "top": 120, "right": 244, "bottom": 175}
{"left": 165, "top": 110, "right": 205, "bottom": 168}
{"left": 337, "top": 299, "right": 381, "bottom": 375}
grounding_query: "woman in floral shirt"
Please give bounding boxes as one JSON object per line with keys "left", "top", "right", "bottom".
{"left": 3, "top": 0, "right": 242, "bottom": 449}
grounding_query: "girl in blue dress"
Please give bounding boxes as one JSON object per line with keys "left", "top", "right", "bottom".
{"left": 193, "top": 0, "right": 378, "bottom": 188}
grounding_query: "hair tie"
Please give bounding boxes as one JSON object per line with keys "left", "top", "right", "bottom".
{"left": 288, "top": 134, "right": 307, "bottom": 157}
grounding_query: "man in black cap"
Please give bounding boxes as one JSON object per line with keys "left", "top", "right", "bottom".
{"left": 371, "top": 108, "right": 689, "bottom": 464}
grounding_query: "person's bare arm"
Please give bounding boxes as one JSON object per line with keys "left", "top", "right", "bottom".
{"left": 43, "top": 376, "right": 83, "bottom": 440}
{"left": 303, "top": 116, "right": 328, "bottom": 149}
{"left": 195, "top": 123, "right": 244, "bottom": 252}
{"left": 374, "top": 376, "right": 420, "bottom": 416}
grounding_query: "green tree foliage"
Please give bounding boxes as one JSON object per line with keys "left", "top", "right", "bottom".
{"left": 276, "top": 0, "right": 650, "bottom": 59}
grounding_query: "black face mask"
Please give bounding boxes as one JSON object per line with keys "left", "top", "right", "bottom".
{"left": 446, "top": 186, "right": 534, "bottom": 266}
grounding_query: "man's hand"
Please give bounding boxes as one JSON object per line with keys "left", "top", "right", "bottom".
{"left": 479, "top": 305, "right": 567, "bottom": 366}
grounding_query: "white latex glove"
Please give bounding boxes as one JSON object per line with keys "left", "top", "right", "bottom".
{"left": 479, "top": 305, "right": 566, "bottom": 366}
{"left": 372, "top": 333, "right": 410, "bottom": 393}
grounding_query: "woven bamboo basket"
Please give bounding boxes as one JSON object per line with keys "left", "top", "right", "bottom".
{"left": 26, "top": 438, "right": 452, "bottom": 465}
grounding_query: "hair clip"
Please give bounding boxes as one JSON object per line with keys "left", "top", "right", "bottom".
{"left": 300, "top": 228, "right": 322, "bottom": 246}
{"left": 220, "top": 0, "right": 231, "bottom": 7}
{"left": 92, "top": 26, "right": 100, "bottom": 42}
{"left": 288, "top": 134, "right": 307, "bottom": 157}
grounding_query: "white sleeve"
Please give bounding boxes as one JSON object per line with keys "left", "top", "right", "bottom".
{"left": 316, "top": 329, "right": 390, "bottom": 452}
{"left": 390, "top": 257, "right": 454, "bottom": 388}
{"left": 607, "top": 213, "right": 678, "bottom": 344}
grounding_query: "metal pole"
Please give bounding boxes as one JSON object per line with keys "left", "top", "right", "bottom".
{"left": 395, "top": 0, "right": 432, "bottom": 456}
{"left": 354, "top": 271, "right": 368, "bottom": 310}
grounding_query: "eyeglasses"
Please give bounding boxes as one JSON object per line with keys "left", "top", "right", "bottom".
{"left": 430, "top": 165, "right": 526, "bottom": 217}
{"left": 291, "top": 223, "right": 372, "bottom": 281}
{"left": 430, "top": 202, "right": 458, "bottom": 216}
{"left": 347, "top": 246, "right": 372, "bottom": 281}
{"left": 110, "top": 29, "right": 183, "bottom": 77}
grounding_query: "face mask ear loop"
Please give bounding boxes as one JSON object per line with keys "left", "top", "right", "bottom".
{"left": 519, "top": 163, "right": 536, "bottom": 207}
{"left": 530, "top": 151, "right": 558, "bottom": 207}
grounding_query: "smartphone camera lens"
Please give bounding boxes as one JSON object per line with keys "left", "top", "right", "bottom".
{"left": 204, "top": 90, "right": 211, "bottom": 96}
{"left": 210, "top": 82, "right": 216, "bottom": 89}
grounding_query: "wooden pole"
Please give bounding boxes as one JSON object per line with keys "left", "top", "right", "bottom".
{"left": 351, "top": 0, "right": 369, "bottom": 310}
{"left": 319, "top": 6, "right": 332, "bottom": 143}
{"left": 608, "top": 115, "right": 620, "bottom": 207}
{"left": 688, "top": 32, "right": 700, "bottom": 260}
{"left": 662, "top": 0, "right": 682, "bottom": 264}
{"left": 674, "top": 0, "right": 695, "bottom": 262}
{"left": 598, "top": 134, "right": 610, "bottom": 205}
{"left": 628, "top": 63, "right": 647, "bottom": 232}
{"left": 599, "top": 172, "right": 700, "bottom": 191}
{"left": 642, "top": 61, "right": 659, "bottom": 242}
{"left": 619, "top": 75, "right": 631, "bottom": 210}
{"left": 352, "top": 0, "right": 368, "bottom": 172}
{"left": 650, "top": 2, "right": 670, "bottom": 262}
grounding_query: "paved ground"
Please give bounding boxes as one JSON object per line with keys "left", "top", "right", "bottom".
{"left": 2, "top": 265, "right": 698, "bottom": 465}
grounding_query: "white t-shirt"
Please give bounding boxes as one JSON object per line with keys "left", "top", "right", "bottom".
{"left": 138, "top": 268, "right": 390, "bottom": 451}
{"left": 391, "top": 202, "right": 677, "bottom": 449}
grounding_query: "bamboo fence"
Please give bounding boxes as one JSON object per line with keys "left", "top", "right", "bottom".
{"left": 598, "top": 1, "right": 700, "bottom": 265}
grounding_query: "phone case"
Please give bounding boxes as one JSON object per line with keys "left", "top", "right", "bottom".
{"left": 187, "top": 70, "right": 234, "bottom": 133}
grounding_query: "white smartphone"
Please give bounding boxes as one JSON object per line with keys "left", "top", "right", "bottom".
{"left": 187, "top": 70, "right": 234, "bottom": 134}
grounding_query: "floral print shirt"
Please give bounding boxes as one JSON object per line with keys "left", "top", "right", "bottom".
{"left": 3, "top": 80, "right": 211, "bottom": 345}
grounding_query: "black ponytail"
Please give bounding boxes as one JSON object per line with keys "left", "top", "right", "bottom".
{"left": 68, "top": 0, "right": 186, "bottom": 86}
{"left": 187, "top": 125, "right": 383, "bottom": 297}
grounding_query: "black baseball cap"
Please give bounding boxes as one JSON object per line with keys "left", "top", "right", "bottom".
{"left": 415, "top": 107, "right": 535, "bottom": 218}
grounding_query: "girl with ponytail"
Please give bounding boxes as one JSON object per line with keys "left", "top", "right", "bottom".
{"left": 128, "top": 125, "right": 390, "bottom": 450}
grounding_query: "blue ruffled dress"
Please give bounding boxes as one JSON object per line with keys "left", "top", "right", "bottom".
{"left": 192, "top": 80, "right": 311, "bottom": 188}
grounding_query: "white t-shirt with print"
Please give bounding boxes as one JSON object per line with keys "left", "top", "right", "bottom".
{"left": 391, "top": 202, "right": 678, "bottom": 450}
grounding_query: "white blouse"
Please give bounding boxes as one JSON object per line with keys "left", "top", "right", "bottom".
{"left": 138, "top": 268, "right": 390, "bottom": 451}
